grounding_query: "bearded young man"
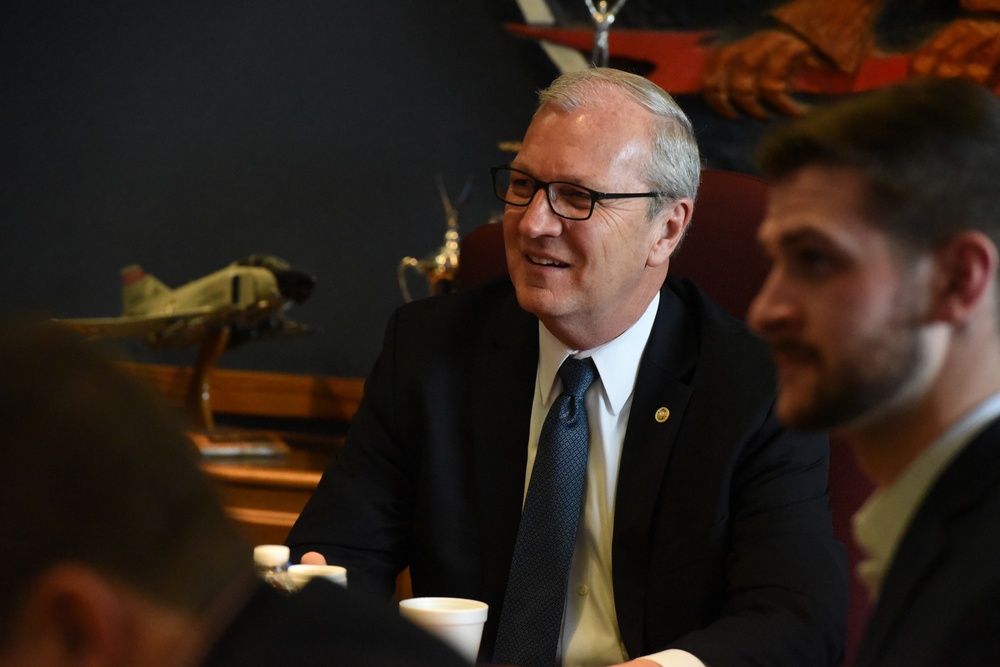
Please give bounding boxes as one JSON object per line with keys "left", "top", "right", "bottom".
{"left": 750, "top": 76, "right": 1000, "bottom": 667}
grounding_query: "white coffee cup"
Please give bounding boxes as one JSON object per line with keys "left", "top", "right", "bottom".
{"left": 287, "top": 563, "right": 348, "bottom": 590}
{"left": 398, "top": 597, "right": 488, "bottom": 664}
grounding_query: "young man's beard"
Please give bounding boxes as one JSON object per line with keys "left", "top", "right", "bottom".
{"left": 779, "top": 290, "right": 930, "bottom": 433}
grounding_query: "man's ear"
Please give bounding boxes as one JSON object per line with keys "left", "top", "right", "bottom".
{"left": 648, "top": 197, "right": 694, "bottom": 268}
{"left": 24, "top": 564, "right": 130, "bottom": 667}
{"left": 930, "top": 231, "right": 999, "bottom": 325}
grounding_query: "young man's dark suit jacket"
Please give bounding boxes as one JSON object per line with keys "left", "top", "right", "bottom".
{"left": 855, "top": 417, "right": 1000, "bottom": 667}
{"left": 287, "top": 275, "right": 849, "bottom": 666}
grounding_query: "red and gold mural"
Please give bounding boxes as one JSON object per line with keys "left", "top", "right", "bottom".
{"left": 505, "top": 0, "right": 1000, "bottom": 169}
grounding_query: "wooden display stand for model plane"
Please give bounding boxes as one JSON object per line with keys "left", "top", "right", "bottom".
{"left": 183, "top": 325, "right": 291, "bottom": 457}
{"left": 188, "top": 324, "right": 231, "bottom": 432}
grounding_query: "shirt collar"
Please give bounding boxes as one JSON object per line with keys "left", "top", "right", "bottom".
{"left": 853, "top": 391, "right": 1000, "bottom": 598}
{"left": 537, "top": 293, "right": 659, "bottom": 415}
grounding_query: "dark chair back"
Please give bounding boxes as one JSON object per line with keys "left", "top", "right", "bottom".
{"left": 667, "top": 169, "right": 769, "bottom": 318}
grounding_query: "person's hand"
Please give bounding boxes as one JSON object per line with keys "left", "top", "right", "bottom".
{"left": 703, "top": 29, "right": 824, "bottom": 119}
{"left": 609, "top": 659, "right": 660, "bottom": 667}
{"left": 912, "top": 18, "right": 1000, "bottom": 85}
{"left": 300, "top": 551, "right": 328, "bottom": 565}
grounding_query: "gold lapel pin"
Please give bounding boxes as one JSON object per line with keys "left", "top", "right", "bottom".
{"left": 654, "top": 407, "right": 670, "bottom": 423}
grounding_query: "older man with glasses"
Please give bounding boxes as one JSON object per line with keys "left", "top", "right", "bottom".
{"left": 288, "top": 67, "right": 848, "bottom": 667}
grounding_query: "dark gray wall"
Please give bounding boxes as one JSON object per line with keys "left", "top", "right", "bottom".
{"left": 2, "top": 1, "right": 555, "bottom": 377}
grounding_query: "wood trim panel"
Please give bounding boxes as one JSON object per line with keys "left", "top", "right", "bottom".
{"left": 201, "top": 463, "right": 323, "bottom": 491}
{"left": 226, "top": 507, "right": 301, "bottom": 529}
{"left": 119, "top": 361, "right": 364, "bottom": 422}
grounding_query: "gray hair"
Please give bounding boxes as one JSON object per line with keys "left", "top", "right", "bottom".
{"left": 537, "top": 67, "right": 701, "bottom": 217}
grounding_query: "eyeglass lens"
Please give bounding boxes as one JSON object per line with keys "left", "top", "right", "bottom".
{"left": 493, "top": 168, "right": 594, "bottom": 220}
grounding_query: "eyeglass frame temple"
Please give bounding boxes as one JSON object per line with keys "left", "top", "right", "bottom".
{"left": 490, "top": 165, "right": 664, "bottom": 221}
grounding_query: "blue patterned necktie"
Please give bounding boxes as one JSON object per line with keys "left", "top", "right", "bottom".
{"left": 493, "top": 356, "right": 598, "bottom": 667}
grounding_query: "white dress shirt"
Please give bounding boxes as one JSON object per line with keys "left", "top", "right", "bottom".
{"left": 853, "top": 392, "right": 1000, "bottom": 600}
{"left": 524, "top": 293, "right": 706, "bottom": 667}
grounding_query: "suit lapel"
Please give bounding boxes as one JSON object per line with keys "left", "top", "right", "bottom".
{"left": 471, "top": 291, "right": 538, "bottom": 610}
{"left": 858, "top": 417, "right": 1000, "bottom": 664}
{"left": 613, "top": 287, "right": 697, "bottom": 656}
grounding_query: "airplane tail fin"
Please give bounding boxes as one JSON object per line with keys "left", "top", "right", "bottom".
{"left": 121, "top": 265, "right": 169, "bottom": 315}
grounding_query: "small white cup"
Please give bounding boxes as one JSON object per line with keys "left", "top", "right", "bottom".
{"left": 398, "top": 597, "right": 488, "bottom": 664}
{"left": 287, "top": 563, "right": 348, "bottom": 590}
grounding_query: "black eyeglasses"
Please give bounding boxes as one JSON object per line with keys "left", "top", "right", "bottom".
{"left": 490, "top": 165, "right": 665, "bottom": 221}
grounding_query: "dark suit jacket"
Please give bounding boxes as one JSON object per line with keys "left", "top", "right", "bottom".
{"left": 854, "top": 416, "right": 1000, "bottom": 667}
{"left": 287, "top": 276, "right": 848, "bottom": 666}
{"left": 201, "top": 579, "right": 469, "bottom": 666}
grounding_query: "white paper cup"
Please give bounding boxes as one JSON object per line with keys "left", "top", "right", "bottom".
{"left": 399, "top": 597, "right": 488, "bottom": 664}
{"left": 287, "top": 563, "right": 348, "bottom": 590}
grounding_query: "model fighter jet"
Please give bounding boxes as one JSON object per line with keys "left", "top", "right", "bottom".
{"left": 57, "top": 255, "right": 315, "bottom": 349}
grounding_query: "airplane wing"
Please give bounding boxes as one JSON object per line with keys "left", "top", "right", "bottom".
{"left": 56, "top": 299, "right": 306, "bottom": 349}
{"left": 55, "top": 306, "right": 218, "bottom": 342}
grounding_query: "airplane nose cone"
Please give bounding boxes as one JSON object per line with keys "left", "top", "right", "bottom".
{"left": 274, "top": 268, "right": 315, "bottom": 303}
{"left": 236, "top": 255, "right": 316, "bottom": 303}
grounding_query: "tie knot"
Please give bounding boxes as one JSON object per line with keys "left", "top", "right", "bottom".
{"left": 559, "top": 357, "right": 597, "bottom": 399}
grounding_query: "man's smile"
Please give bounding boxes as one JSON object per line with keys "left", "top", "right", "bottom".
{"left": 527, "top": 254, "right": 570, "bottom": 268}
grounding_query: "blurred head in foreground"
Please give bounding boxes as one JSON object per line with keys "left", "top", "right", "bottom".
{"left": 0, "top": 318, "right": 249, "bottom": 666}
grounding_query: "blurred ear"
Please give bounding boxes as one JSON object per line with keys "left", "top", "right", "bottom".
{"left": 23, "top": 564, "right": 129, "bottom": 667}
{"left": 648, "top": 197, "right": 694, "bottom": 268}
{"left": 930, "top": 231, "right": 998, "bottom": 325}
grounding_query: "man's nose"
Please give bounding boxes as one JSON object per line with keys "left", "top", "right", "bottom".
{"left": 747, "top": 270, "right": 796, "bottom": 337}
{"left": 517, "top": 187, "right": 562, "bottom": 237}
